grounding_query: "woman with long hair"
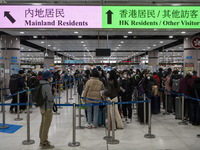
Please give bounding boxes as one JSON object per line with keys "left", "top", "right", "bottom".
{"left": 104, "top": 70, "right": 123, "bottom": 129}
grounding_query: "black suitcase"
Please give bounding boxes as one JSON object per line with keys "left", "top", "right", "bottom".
{"left": 137, "top": 96, "right": 148, "bottom": 124}
{"left": 151, "top": 96, "right": 160, "bottom": 114}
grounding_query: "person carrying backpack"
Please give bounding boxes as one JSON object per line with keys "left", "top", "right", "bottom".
{"left": 38, "top": 71, "right": 55, "bottom": 149}
{"left": 9, "top": 70, "right": 26, "bottom": 114}
{"left": 170, "top": 70, "right": 183, "bottom": 113}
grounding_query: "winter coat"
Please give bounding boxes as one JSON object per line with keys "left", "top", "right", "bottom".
{"left": 82, "top": 77, "right": 104, "bottom": 103}
{"left": 119, "top": 78, "right": 133, "bottom": 100}
{"left": 153, "top": 75, "right": 161, "bottom": 87}
{"left": 142, "top": 77, "right": 157, "bottom": 98}
{"left": 39, "top": 80, "right": 54, "bottom": 109}
{"left": 179, "top": 77, "right": 194, "bottom": 96}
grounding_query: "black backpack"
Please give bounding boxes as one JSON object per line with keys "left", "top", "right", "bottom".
{"left": 27, "top": 76, "right": 39, "bottom": 89}
{"left": 33, "top": 84, "right": 47, "bottom": 107}
{"left": 9, "top": 74, "right": 20, "bottom": 93}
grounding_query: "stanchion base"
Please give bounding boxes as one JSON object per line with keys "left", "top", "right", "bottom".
{"left": 103, "top": 136, "right": 112, "bottom": 140}
{"left": 22, "top": 140, "right": 35, "bottom": 145}
{"left": 73, "top": 94, "right": 77, "bottom": 95}
{"left": 53, "top": 112, "right": 60, "bottom": 115}
{"left": 178, "top": 121, "right": 188, "bottom": 125}
{"left": 14, "top": 118, "right": 23, "bottom": 121}
{"left": 0, "top": 125, "right": 9, "bottom": 129}
{"left": 144, "top": 134, "right": 156, "bottom": 139}
{"left": 69, "top": 98, "right": 73, "bottom": 100}
{"left": 163, "top": 112, "right": 170, "bottom": 115}
{"left": 76, "top": 126, "right": 85, "bottom": 129}
{"left": 107, "top": 139, "right": 120, "bottom": 144}
{"left": 24, "top": 111, "right": 32, "bottom": 114}
{"left": 58, "top": 107, "right": 63, "bottom": 109}
{"left": 68, "top": 142, "right": 80, "bottom": 147}
{"left": 197, "top": 134, "right": 200, "bottom": 138}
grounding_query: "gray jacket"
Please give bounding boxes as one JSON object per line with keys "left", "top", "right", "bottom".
{"left": 39, "top": 80, "right": 54, "bottom": 109}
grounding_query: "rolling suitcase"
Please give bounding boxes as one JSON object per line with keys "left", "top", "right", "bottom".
{"left": 151, "top": 96, "right": 160, "bottom": 114}
{"left": 175, "top": 96, "right": 182, "bottom": 119}
{"left": 98, "top": 108, "right": 106, "bottom": 127}
{"left": 137, "top": 96, "right": 148, "bottom": 124}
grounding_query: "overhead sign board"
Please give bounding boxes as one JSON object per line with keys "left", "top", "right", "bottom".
{"left": 102, "top": 6, "right": 200, "bottom": 28}
{"left": 0, "top": 5, "right": 200, "bottom": 29}
{"left": 0, "top": 5, "right": 102, "bottom": 28}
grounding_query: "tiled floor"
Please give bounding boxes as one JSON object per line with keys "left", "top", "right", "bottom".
{"left": 0, "top": 89, "right": 200, "bottom": 150}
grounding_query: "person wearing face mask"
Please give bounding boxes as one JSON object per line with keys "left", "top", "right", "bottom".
{"left": 97, "top": 67, "right": 108, "bottom": 87}
{"left": 119, "top": 70, "right": 133, "bottom": 123}
{"left": 39, "top": 71, "right": 55, "bottom": 149}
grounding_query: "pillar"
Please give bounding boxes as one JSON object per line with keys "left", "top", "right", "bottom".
{"left": 0, "top": 35, "right": 20, "bottom": 88}
{"left": 61, "top": 56, "right": 67, "bottom": 71}
{"left": 44, "top": 50, "right": 54, "bottom": 71}
{"left": 148, "top": 50, "right": 159, "bottom": 72}
{"left": 184, "top": 35, "right": 200, "bottom": 76}
{"left": 134, "top": 55, "right": 141, "bottom": 63}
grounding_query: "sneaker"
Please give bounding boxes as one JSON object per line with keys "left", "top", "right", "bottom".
{"left": 91, "top": 124, "right": 98, "bottom": 128}
{"left": 85, "top": 124, "right": 92, "bottom": 129}
{"left": 122, "top": 118, "right": 126, "bottom": 122}
{"left": 127, "top": 118, "right": 131, "bottom": 123}
{"left": 41, "top": 143, "right": 55, "bottom": 149}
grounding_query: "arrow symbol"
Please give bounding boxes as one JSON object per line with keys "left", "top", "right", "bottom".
{"left": 4, "top": 11, "right": 16, "bottom": 24}
{"left": 106, "top": 10, "right": 113, "bottom": 24}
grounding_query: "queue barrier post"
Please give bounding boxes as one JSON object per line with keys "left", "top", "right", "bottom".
{"left": 0, "top": 87, "right": 9, "bottom": 129}
{"left": 107, "top": 101, "right": 119, "bottom": 144}
{"left": 144, "top": 94, "right": 147, "bottom": 124}
{"left": 68, "top": 103, "right": 80, "bottom": 147}
{"left": 178, "top": 94, "right": 188, "bottom": 125}
{"left": 73, "top": 78, "right": 77, "bottom": 96}
{"left": 163, "top": 93, "right": 170, "bottom": 115}
{"left": 144, "top": 97, "right": 156, "bottom": 139}
{"left": 69, "top": 77, "right": 73, "bottom": 100}
{"left": 58, "top": 83, "right": 62, "bottom": 109}
{"left": 76, "top": 95, "right": 85, "bottom": 129}
{"left": 65, "top": 80, "right": 69, "bottom": 104}
{"left": 22, "top": 89, "right": 35, "bottom": 145}
{"left": 103, "top": 103, "right": 112, "bottom": 141}
{"left": 14, "top": 92, "right": 23, "bottom": 121}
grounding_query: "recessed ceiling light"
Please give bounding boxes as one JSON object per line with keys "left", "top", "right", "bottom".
{"left": 169, "top": 35, "right": 173, "bottom": 38}
{"left": 179, "top": 47, "right": 182, "bottom": 49}
{"left": 153, "top": 44, "right": 156, "bottom": 46}
{"left": 74, "top": 31, "right": 79, "bottom": 34}
{"left": 20, "top": 32, "right": 24, "bottom": 34}
{"left": 41, "top": 41, "right": 44, "bottom": 44}
{"left": 83, "top": 44, "right": 86, "bottom": 47}
{"left": 78, "top": 36, "right": 82, "bottom": 38}
{"left": 124, "top": 36, "right": 128, "bottom": 38}
{"left": 48, "top": 45, "right": 51, "bottom": 47}
{"left": 181, "top": 31, "right": 186, "bottom": 34}
{"left": 118, "top": 44, "right": 121, "bottom": 47}
{"left": 116, "top": 47, "right": 119, "bottom": 49}
{"left": 53, "top": 47, "right": 56, "bottom": 49}
{"left": 33, "top": 36, "right": 37, "bottom": 38}
{"left": 29, "top": 49, "right": 31, "bottom": 51}
{"left": 143, "top": 49, "right": 146, "bottom": 51}
{"left": 21, "top": 47, "right": 24, "bottom": 49}
{"left": 153, "top": 29, "right": 158, "bottom": 31}
{"left": 120, "top": 41, "right": 124, "bottom": 43}
{"left": 81, "top": 41, "right": 84, "bottom": 43}
{"left": 128, "top": 31, "right": 132, "bottom": 34}
{"left": 147, "top": 47, "right": 150, "bottom": 49}
{"left": 160, "top": 41, "right": 163, "bottom": 43}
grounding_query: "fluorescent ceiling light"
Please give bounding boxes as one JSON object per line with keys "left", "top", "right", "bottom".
{"left": 169, "top": 35, "right": 173, "bottom": 38}
{"left": 124, "top": 36, "right": 128, "bottom": 38}
{"left": 74, "top": 31, "right": 79, "bottom": 34}
{"left": 20, "top": 32, "right": 24, "bottom": 34}
{"left": 128, "top": 31, "right": 132, "bottom": 34}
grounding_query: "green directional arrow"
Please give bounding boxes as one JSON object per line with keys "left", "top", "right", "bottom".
{"left": 106, "top": 10, "right": 113, "bottom": 24}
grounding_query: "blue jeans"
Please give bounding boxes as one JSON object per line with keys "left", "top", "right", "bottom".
{"left": 86, "top": 104, "right": 99, "bottom": 127}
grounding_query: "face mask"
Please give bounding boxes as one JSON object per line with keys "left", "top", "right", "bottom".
{"left": 147, "top": 76, "right": 150, "bottom": 80}
{"left": 124, "top": 74, "right": 127, "bottom": 78}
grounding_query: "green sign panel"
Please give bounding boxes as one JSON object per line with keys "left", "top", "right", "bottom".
{"left": 102, "top": 6, "right": 200, "bottom": 28}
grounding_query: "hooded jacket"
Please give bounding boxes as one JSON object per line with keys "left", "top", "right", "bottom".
{"left": 39, "top": 80, "right": 54, "bottom": 109}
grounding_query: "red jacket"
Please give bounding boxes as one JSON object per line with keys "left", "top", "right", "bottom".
{"left": 153, "top": 75, "right": 161, "bottom": 87}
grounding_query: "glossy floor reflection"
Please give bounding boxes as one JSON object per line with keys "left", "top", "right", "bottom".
{"left": 0, "top": 89, "right": 200, "bottom": 150}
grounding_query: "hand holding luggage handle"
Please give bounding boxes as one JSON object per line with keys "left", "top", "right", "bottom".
{"left": 178, "top": 94, "right": 188, "bottom": 125}
{"left": 144, "top": 97, "right": 156, "bottom": 139}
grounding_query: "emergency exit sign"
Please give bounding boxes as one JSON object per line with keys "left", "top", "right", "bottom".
{"left": 0, "top": 5, "right": 200, "bottom": 29}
